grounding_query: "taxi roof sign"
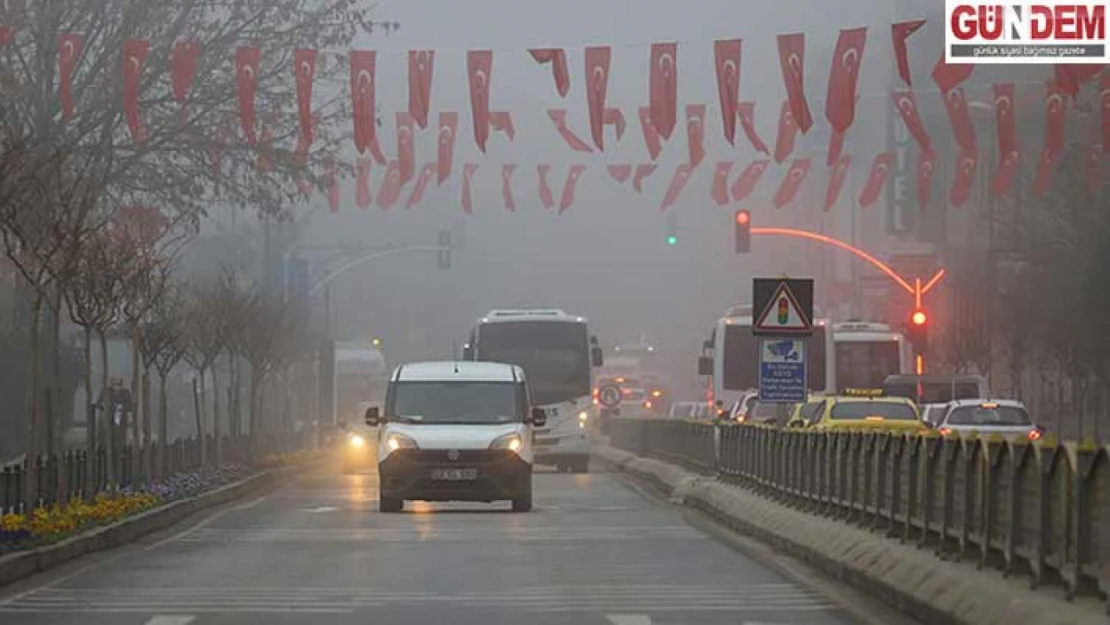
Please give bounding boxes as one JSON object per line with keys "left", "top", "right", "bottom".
{"left": 843, "top": 388, "right": 885, "bottom": 397}
{"left": 752, "top": 278, "right": 813, "bottom": 336}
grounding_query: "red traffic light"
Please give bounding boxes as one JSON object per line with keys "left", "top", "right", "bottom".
{"left": 736, "top": 210, "right": 750, "bottom": 225}
{"left": 911, "top": 310, "right": 927, "bottom": 326}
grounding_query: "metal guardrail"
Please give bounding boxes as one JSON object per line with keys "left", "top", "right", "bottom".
{"left": 610, "top": 418, "right": 1110, "bottom": 611}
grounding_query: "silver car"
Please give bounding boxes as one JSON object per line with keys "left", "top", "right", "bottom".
{"left": 935, "top": 399, "right": 1045, "bottom": 441}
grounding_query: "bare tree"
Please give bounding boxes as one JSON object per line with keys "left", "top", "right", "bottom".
{"left": 142, "top": 283, "right": 187, "bottom": 477}
{"left": 180, "top": 279, "right": 228, "bottom": 464}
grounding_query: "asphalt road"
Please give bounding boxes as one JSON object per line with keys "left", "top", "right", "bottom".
{"left": 0, "top": 459, "right": 869, "bottom": 625}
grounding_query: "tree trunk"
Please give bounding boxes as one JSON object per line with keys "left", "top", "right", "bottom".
{"left": 99, "top": 330, "right": 113, "bottom": 487}
{"left": 24, "top": 293, "right": 43, "bottom": 502}
{"left": 159, "top": 374, "right": 168, "bottom": 478}
{"left": 129, "top": 328, "right": 142, "bottom": 483}
{"left": 212, "top": 363, "right": 222, "bottom": 465}
{"left": 248, "top": 368, "right": 259, "bottom": 461}
{"left": 81, "top": 326, "right": 94, "bottom": 495}
{"left": 142, "top": 366, "right": 152, "bottom": 482}
{"left": 49, "top": 287, "right": 63, "bottom": 459}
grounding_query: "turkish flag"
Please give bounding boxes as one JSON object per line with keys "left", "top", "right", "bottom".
{"left": 377, "top": 161, "right": 404, "bottom": 211}
{"left": 1086, "top": 143, "right": 1102, "bottom": 192}
{"left": 461, "top": 163, "right": 479, "bottom": 215}
{"left": 774, "top": 100, "right": 797, "bottom": 164}
{"left": 367, "top": 136, "right": 387, "bottom": 166}
{"left": 932, "top": 52, "right": 972, "bottom": 93}
{"left": 537, "top": 165, "right": 555, "bottom": 209}
{"left": 235, "top": 46, "right": 260, "bottom": 146}
{"left": 918, "top": 149, "right": 935, "bottom": 209}
{"left": 686, "top": 104, "right": 706, "bottom": 168}
{"left": 467, "top": 50, "right": 493, "bottom": 152}
{"left": 489, "top": 111, "right": 516, "bottom": 139}
{"left": 558, "top": 165, "right": 586, "bottom": 214}
{"left": 396, "top": 112, "right": 415, "bottom": 185}
{"left": 294, "top": 48, "right": 317, "bottom": 144}
{"left": 171, "top": 40, "right": 200, "bottom": 118}
{"left": 1102, "top": 73, "right": 1110, "bottom": 152}
{"left": 122, "top": 39, "right": 148, "bottom": 143}
{"left": 530, "top": 48, "right": 569, "bottom": 97}
{"left": 349, "top": 50, "right": 377, "bottom": 155}
{"left": 437, "top": 111, "right": 457, "bottom": 185}
{"left": 585, "top": 46, "right": 611, "bottom": 151}
{"left": 408, "top": 50, "right": 434, "bottom": 129}
{"left": 1055, "top": 64, "right": 1102, "bottom": 98}
{"left": 633, "top": 164, "right": 657, "bottom": 194}
{"left": 0, "top": 26, "right": 10, "bottom": 46}
{"left": 714, "top": 39, "right": 742, "bottom": 145}
{"left": 712, "top": 162, "right": 733, "bottom": 206}
{"left": 825, "top": 155, "right": 851, "bottom": 211}
{"left": 991, "top": 150, "right": 1020, "bottom": 197}
{"left": 649, "top": 43, "right": 678, "bottom": 139}
{"left": 826, "top": 27, "right": 867, "bottom": 133}
{"left": 858, "top": 152, "right": 893, "bottom": 208}
{"left": 638, "top": 106, "right": 663, "bottom": 160}
{"left": 1033, "top": 149, "right": 1058, "bottom": 196}
{"left": 660, "top": 164, "right": 692, "bottom": 212}
{"left": 604, "top": 108, "right": 626, "bottom": 141}
{"left": 736, "top": 102, "right": 770, "bottom": 155}
{"left": 827, "top": 130, "right": 845, "bottom": 166}
{"left": 777, "top": 33, "right": 813, "bottom": 133}
{"left": 406, "top": 164, "right": 436, "bottom": 210}
{"left": 950, "top": 149, "right": 977, "bottom": 208}
{"left": 549, "top": 109, "right": 594, "bottom": 152}
{"left": 992, "top": 83, "right": 1017, "bottom": 157}
{"left": 502, "top": 164, "right": 517, "bottom": 212}
{"left": 1044, "top": 79, "right": 1067, "bottom": 156}
{"left": 773, "top": 158, "right": 811, "bottom": 208}
{"left": 57, "top": 33, "right": 82, "bottom": 121}
{"left": 731, "top": 160, "right": 769, "bottom": 202}
{"left": 294, "top": 130, "right": 311, "bottom": 169}
{"left": 356, "top": 158, "right": 372, "bottom": 209}
{"left": 326, "top": 161, "right": 339, "bottom": 213}
{"left": 608, "top": 164, "right": 632, "bottom": 184}
{"left": 891, "top": 90, "right": 932, "bottom": 152}
{"left": 944, "top": 87, "right": 976, "bottom": 153}
{"left": 892, "top": 20, "right": 925, "bottom": 87}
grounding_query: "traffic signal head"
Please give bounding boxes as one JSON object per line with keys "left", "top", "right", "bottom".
{"left": 912, "top": 310, "right": 927, "bottom": 326}
{"left": 665, "top": 214, "right": 678, "bottom": 246}
{"left": 907, "top": 309, "right": 928, "bottom": 354}
{"left": 735, "top": 210, "right": 751, "bottom": 254}
{"left": 437, "top": 230, "right": 451, "bottom": 270}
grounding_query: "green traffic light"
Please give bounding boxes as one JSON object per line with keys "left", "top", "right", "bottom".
{"left": 666, "top": 236, "right": 677, "bottom": 246}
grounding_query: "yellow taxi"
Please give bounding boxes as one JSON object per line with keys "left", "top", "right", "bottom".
{"left": 808, "top": 389, "right": 928, "bottom": 433}
{"left": 785, "top": 393, "right": 827, "bottom": 429}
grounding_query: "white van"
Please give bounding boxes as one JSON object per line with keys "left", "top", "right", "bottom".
{"left": 364, "top": 361, "right": 546, "bottom": 513}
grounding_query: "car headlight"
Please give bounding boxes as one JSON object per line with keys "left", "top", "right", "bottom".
{"left": 348, "top": 434, "right": 366, "bottom": 448}
{"left": 386, "top": 433, "right": 418, "bottom": 451}
{"left": 578, "top": 411, "right": 588, "bottom": 422}
{"left": 490, "top": 433, "right": 523, "bottom": 452}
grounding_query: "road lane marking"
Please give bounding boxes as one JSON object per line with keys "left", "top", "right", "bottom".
{"left": 144, "top": 496, "right": 267, "bottom": 551}
{"left": 607, "top": 616, "right": 651, "bottom": 625}
{"left": 145, "top": 616, "right": 195, "bottom": 625}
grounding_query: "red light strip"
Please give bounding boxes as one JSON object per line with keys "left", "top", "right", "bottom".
{"left": 751, "top": 227, "right": 916, "bottom": 294}
{"left": 921, "top": 268, "right": 946, "bottom": 295}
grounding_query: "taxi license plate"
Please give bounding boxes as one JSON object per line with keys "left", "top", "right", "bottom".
{"left": 430, "top": 468, "right": 477, "bottom": 481}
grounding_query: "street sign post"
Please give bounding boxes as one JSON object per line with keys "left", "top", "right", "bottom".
{"left": 758, "top": 338, "right": 807, "bottom": 403}
{"left": 752, "top": 278, "right": 814, "bottom": 336}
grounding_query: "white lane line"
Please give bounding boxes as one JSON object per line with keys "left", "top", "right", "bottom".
{"left": 144, "top": 496, "right": 267, "bottom": 551}
{"left": 607, "top": 616, "right": 651, "bottom": 625}
{"left": 145, "top": 617, "right": 196, "bottom": 625}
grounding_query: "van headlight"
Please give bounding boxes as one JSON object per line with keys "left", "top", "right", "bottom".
{"left": 386, "top": 433, "right": 418, "bottom": 451}
{"left": 578, "top": 411, "right": 588, "bottom": 422}
{"left": 490, "top": 433, "right": 523, "bottom": 453}
{"left": 348, "top": 434, "right": 366, "bottom": 448}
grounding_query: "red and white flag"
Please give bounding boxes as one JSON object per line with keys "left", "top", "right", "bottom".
{"left": 396, "top": 112, "right": 415, "bottom": 185}
{"left": 406, "top": 163, "right": 436, "bottom": 209}
{"left": 367, "top": 134, "right": 387, "bottom": 166}
{"left": 950, "top": 149, "right": 977, "bottom": 208}
{"left": 660, "top": 164, "right": 692, "bottom": 212}
{"left": 825, "top": 155, "right": 851, "bottom": 211}
{"left": 608, "top": 164, "right": 632, "bottom": 184}
{"left": 712, "top": 162, "right": 733, "bottom": 206}
{"left": 530, "top": 48, "right": 570, "bottom": 97}
{"left": 171, "top": 40, "right": 200, "bottom": 120}
{"left": 408, "top": 50, "right": 434, "bottom": 129}
{"left": 1033, "top": 148, "right": 1058, "bottom": 196}
{"left": 558, "top": 165, "right": 587, "bottom": 214}
{"left": 294, "top": 48, "right": 317, "bottom": 144}
{"left": 777, "top": 33, "right": 813, "bottom": 133}
{"left": 993, "top": 83, "right": 1017, "bottom": 157}
{"left": 1055, "top": 64, "right": 1102, "bottom": 98}
{"left": 649, "top": 43, "right": 678, "bottom": 139}
{"left": 437, "top": 111, "right": 457, "bottom": 185}
{"left": 714, "top": 39, "right": 742, "bottom": 145}
{"left": 502, "top": 164, "right": 517, "bottom": 212}
{"left": 349, "top": 50, "right": 377, "bottom": 155}
{"left": 731, "top": 160, "right": 769, "bottom": 202}
{"left": 991, "top": 150, "right": 1020, "bottom": 197}
{"left": 604, "top": 108, "right": 626, "bottom": 141}
{"left": 549, "top": 109, "right": 594, "bottom": 152}
{"left": 736, "top": 102, "right": 770, "bottom": 155}
{"left": 356, "top": 159, "right": 372, "bottom": 209}
{"left": 1044, "top": 79, "right": 1067, "bottom": 156}
{"left": 891, "top": 90, "right": 932, "bottom": 152}
{"left": 633, "top": 164, "right": 657, "bottom": 193}
{"left": 537, "top": 164, "right": 555, "bottom": 209}
{"left": 461, "top": 163, "right": 479, "bottom": 215}
{"left": 467, "top": 50, "right": 493, "bottom": 152}
{"left": 918, "top": 149, "right": 935, "bottom": 209}
{"left": 932, "top": 51, "right": 972, "bottom": 94}
{"left": 57, "top": 33, "right": 82, "bottom": 121}
{"left": 827, "top": 130, "right": 845, "bottom": 166}
{"left": 1102, "top": 73, "right": 1110, "bottom": 152}
{"left": 773, "top": 158, "right": 811, "bottom": 208}
{"left": 826, "top": 27, "right": 867, "bottom": 133}
{"left": 892, "top": 20, "right": 925, "bottom": 87}
{"left": 585, "top": 46, "right": 611, "bottom": 151}
{"left": 638, "top": 106, "right": 663, "bottom": 160}
{"left": 326, "top": 160, "right": 339, "bottom": 213}
{"left": 377, "top": 161, "right": 403, "bottom": 210}
{"left": 686, "top": 104, "right": 706, "bottom": 168}
{"left": 122, "top": 38, "right": 148, "bottom": 142}
{"left": 489, "top": 111, "right": 516, "bottom": 139}
{"left": 944, "top": 87, "right": 976, "bottom": 153}
{"left": 774, "top": 100, "right": 797, "bottom": 164}
{"left": 858, "top": 152, "right": 893, "bottom": 208}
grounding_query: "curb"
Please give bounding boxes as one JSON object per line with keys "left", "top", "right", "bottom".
{"left": 593, "top": 445, "right": 1107, "bottom": 625}
{"left": 0, "top": 462, "right": 306, "bottom": 588}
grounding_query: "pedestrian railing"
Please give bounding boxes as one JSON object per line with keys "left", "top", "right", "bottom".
{"left": 610, "top": 418, "right": 1110, "bottom": 611}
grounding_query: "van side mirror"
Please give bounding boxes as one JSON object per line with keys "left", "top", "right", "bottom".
{"left": 462, "top": 345, "right": 474, "bottom": 360}
{"left": 698, "top": 356, "right": 713, "bottom": 376}
{"left": 529, "top": 408, "right": 547, "bottom": 427}
{"left": 364, "top": 406, "right": 380, "bottom": 427}
{"left": 591, "top": 346, "right": 603, "bottom": 367}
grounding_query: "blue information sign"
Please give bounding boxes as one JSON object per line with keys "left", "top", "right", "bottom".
{"left": 758, "top": 338, "right": 807, "bottom": 403}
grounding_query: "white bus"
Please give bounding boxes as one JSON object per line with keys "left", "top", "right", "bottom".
{"left": 463, "top": 309, "right": 603, "bottom": 473}
{"left": 831, "top": 321, "right": 912, "bottom": 393}
{"left": 701, "top": 305, "right": 834, "bottom": 411}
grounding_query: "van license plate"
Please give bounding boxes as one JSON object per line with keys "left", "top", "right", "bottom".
{"left": 431, "top": 468, "right": 477, "bottom": 481}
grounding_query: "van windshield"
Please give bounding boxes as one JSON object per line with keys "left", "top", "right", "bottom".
{"left": 388, "top": 381, "right": 523, "bottom": 424}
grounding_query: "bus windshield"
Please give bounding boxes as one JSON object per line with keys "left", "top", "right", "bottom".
{"left": 835, "top": 341, "right": 900, "bottom": 392}
{"left": 478, "top": 321, "right": 590, "bottom": 405}
{"left": 884, "top": 381, "right": 982, "bottom": 403}
{"left": 723, "top": 324, "right": 826, "bottom": 392}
